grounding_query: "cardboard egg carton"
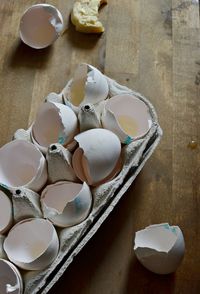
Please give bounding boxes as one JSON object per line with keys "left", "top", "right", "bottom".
{"left": 8, "top": 75, "right": 162, "bottom": 294}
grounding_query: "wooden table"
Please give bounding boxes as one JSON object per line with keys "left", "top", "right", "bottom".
{"left": 0, "top": 0, "right": 199, "bottom": 293}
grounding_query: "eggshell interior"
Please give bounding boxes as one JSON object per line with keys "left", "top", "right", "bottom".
{"left": 0, "top": 191, "right": 12, "bottom": 234}
{"left": 0, "top": 259, "right": 23, "bottom": 294}
{"left": 20, "top": 4, "right": 63, "bottom": 49}
{"left": 41, "top": 181, "right": 92, "bottom": 227}
{"left": 4, "top": 218, "right": 59, "bottom": 268}
{"left": 31, "top": 102, "right": 78, "bottom": 150}
{"left": 0, "top": 140, "right": 46, "bottom": 189}
{"left": 103, "top": 94, "right": 152, "bottom": 142}
{"left": 72, "top": 129, "right": 121, "bottom": 185}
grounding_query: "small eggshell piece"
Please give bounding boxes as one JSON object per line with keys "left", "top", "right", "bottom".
{"left": 134, "top": 223, "right": 185, "bottom": 274}
{"left": 20, "top": 4, "right": 64, "bottom": 49}
{"left": 4, "top": 218, "right": 59, "bottom": 270}
{"left": 0, "top": 259, "right": 23, "bottom": 294}
{"left": 41, "top": 181, "right": 92, "bottom": 227}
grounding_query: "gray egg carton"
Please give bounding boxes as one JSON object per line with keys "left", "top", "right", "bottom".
{"left": 13, "top": 75, "right": 162, "bottom": 294}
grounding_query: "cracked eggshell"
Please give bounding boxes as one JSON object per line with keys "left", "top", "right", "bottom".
{"left": 64, "top": 64, "right": 109, "bottom": 112}
{"left": 102, "top": 94, "right": 152, "bottom": 144}
{"left": 134, "top": 223, "right": 185, "bottom": 274}
{"left": 41, "top": 181, "right": 92, "bottom": 227}
{"left": 31, "top": 102, "right": 78, "bottom": 154}
{"left": 19, "top": 4, "right": 64, "bottom": 49}
{"left": 0, "top": 259, "right": 23, "bottom": 294}
{"left": 4, "top": 218, "right": 59, "bottom": 271}
{"left": 0, "top": 191, "right": 13, "bottom": 234}
{"left": 0, "top": 140, "right": 47, "bottom": 192}
{"left": 72, "top": 129, "right": 122, "bottom": 186}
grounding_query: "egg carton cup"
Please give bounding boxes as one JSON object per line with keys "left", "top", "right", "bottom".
{"left": 10, "top": 75, "right": 162, "bottom": 294}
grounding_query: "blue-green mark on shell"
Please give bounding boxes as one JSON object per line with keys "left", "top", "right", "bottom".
{"left": 124, "top": 136, "right": 133, "bottom": 145}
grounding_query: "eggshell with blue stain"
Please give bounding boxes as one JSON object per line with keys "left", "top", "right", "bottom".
{"left": 72, "top": 128, "right": 122, "bottom": 186}
{"left": 102, "top": 94, "right": 152, "bottom": 144}
{"left": 20, "top": 4, "right": 64, "bottom": 49}
{"left": 0, "top": 140, "right": 47, "bottom": 192}
{"left": 134, "top": 223, "right": 185, "bottom": 274}
{"left": 41, "top": 181, "right": 92, "bottom": 227}
{"left": 0, "top": 259, "right": 23, "bottom": 294}
{"left": 31, "top": 102, "right": 78, "bottom": 154}
{"left": 64, "top": 63, "right": 109, "bottom": 113}
{"left": 4, "top": 218, "right": 59, "bottom": 270}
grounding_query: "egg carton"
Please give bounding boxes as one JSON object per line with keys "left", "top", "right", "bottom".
{"left": 2, "top": 74, "right": 162, "bottom": 294}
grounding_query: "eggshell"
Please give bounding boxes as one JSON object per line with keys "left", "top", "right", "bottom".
{"left": 31, "top": 102, "right": 78, "bottom": 154}
{"left": 134, "top": 223, "right": 185, "bottom": 274}
{"left": 78, "top": 103, "right": 101, "bottom": 132}
{"left": 102, "top": 94, "right": 152, "bottom": 144}
{"left": 72, "top": 129, "right": 122, "bottom": 186}
{"left": 0, "top": 191, "right": 12, "bottom": 234}
{"left": 47, "top": 143, "right": 77, "bottom": 183}
{"left": 0, "top": 259, "right": 23, "bottom": 294}
{"left": 19, "top": 4, "right": 64, "bottom": 49}
{"left": 0, "top": 140, "right": 47, "bottom": 192}
{"left": 41, "top": 181, "right": 92, "bottom": 227}
{"left": 64, "top": 63, "right": 109, "bottom": 112}
{"left": 4, "top": 218, "right": 59, "bottom": 271}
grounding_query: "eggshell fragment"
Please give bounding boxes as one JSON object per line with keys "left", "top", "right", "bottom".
{"left": 41, "top": 181, "right": 92, "bottom": 227}
{"left": 0, "top": 140, "right": 47, "bottom": 192}
{"left": 102, "top": 94, "right": 152, "bottom": 144}
{"left": 47, "top": 143, "right": 77, "bottom": 183}
{"left": 72, "top": 129, "right": 122, "bottom": 186}
{"left": 4, "top": 218, "right": 59, "bottom": 271}
{"left": 0, "top": 191, "right": 12, "bottom": 234}
{"left": 134, "top": 223, "right": 185, "bottom": 274}
{"left": 31, "top": 102, "right": 78, "bottom": 154}
{"left": 0, "top": 259, "right": 23, "bottom": 294}
{"left": 19, "top": 4, "right": 64, "bottom": 49}
{"left": 64, "top": 64, "right": 109, "bottom": 112}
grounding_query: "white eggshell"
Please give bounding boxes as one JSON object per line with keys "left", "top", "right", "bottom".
{"left": 0, "top": 191, "right": 12, "bottom": 234}
{"left": 102, "top": 94, "right": 152, "bottom": 144}
{"left": 31, "top": 102, "right": 78, "bottom": 154}
{"left": 0, "top": 259, "right": 23, "bottom": 294}
{"left": 19, "top": 4, "right": 64, "bottom": 49}
{"left": 41, "top": 181, "right": 92, "bottom": 227}
{"left": 134, "top": 223, "right": 185, "bottom": 274}
{"left": 65, "top": 64, "right": 109, "bottom": 112}
{"left": 4, "top": 218, "right": 59, "bottom": 271}
{"left": 72, "top": 129, "right": 122, "bottom": 186}
{"left": 0, "top": 140, "right": 47, "bottom": 192}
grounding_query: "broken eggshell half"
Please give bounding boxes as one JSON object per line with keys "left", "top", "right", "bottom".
{"left": 72, "top": 128, "right": 122, "bottom": 186}
{"left": 0, "top": 259, "right": 23, "bottom": 294}
{"left": 0, "top": 140, "right": 47, "bottom": 192}
{"left": 19, "top": 4, "right": 64, "bottom": 49}
{"left": 41, "top": 181, "right": 92, "bottom": 227}
{"left": 63, "top": 63, "right": 109, "bottom": 113}
{"left": 134, "top": 223, "right": 185, "bottom": 274}
{"left": 4, "top": 218, "right": 59, "bottom": 271}
{"left": 0, "top": 191, "right": 13, "bottom": 234}
{"left": 31, "top": 102, "right": 78, "bottom": 154}
{"left": 102, "top": 94, "right": 152, "bottom": 144}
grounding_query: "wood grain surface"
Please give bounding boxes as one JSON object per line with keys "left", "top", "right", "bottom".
{"left": 0, "top": 0, "right": 200, "bottom": 293}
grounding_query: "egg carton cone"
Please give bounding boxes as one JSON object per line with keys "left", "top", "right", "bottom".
{"left": 10, "top": 71, "right": 162, "bottom": 294}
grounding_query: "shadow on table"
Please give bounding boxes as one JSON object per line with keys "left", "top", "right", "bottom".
{"left": 125, "top": 255, "right": 175, "bottom": 294}
{"left": 8, "top": 39, "right": 53, "bottom": 69}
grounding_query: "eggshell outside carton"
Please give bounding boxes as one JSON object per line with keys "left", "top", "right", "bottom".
{"left": 19, "top": 4, "right": 64, "bottom": 49}
{"left": 0, "top": 68, "right": 162, "bottom": 293}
